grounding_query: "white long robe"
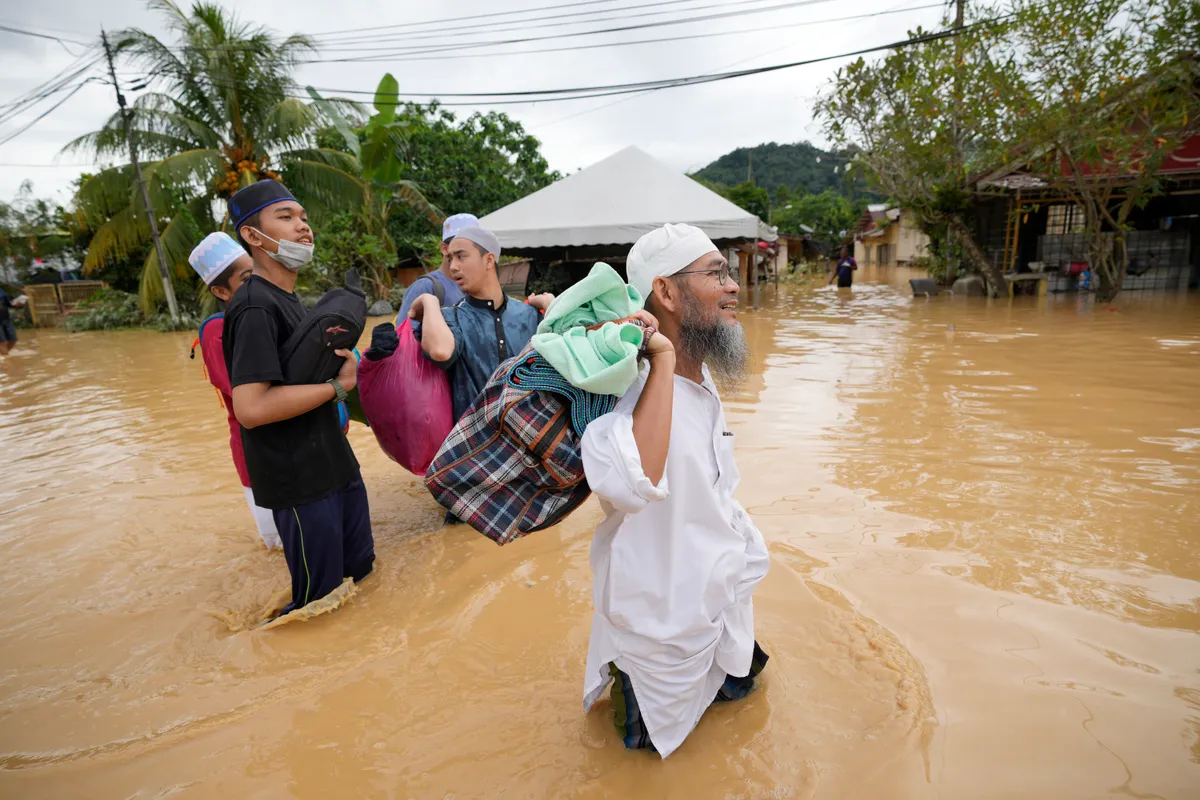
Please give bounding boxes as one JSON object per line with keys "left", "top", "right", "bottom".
{"left": 580, "top": 364, "right": 770, "bottom": 758}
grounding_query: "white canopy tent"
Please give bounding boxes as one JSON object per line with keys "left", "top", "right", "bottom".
{"left": 479, "top": 146, "right": 776, "bottom": 253}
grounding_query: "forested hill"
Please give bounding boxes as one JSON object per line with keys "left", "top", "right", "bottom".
{"left": 691, "top": 141, "right": 867, "bottom": 197}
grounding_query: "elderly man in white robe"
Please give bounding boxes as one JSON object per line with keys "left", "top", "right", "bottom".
{"left": 581, "top": 223, "right": 771, "bottom": 758}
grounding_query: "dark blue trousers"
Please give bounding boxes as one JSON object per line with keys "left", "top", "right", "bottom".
{"left": 272, "top": 476, "right": 375, "bottom": 612}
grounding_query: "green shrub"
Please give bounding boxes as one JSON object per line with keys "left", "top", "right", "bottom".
{"left": 65, "top": 289, "right": 144, "bottom": 331}
{"left": 147, "top": 311, "right": 202, "bottom": 332}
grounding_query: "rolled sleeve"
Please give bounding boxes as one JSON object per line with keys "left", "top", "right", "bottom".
{"left": 434, "top": 305, "right": 463, "bottom": 370}
{"left": 581, "top": 409, "right": 669, "bottom": 515}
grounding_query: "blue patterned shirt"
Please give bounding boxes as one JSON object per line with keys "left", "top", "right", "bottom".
{"left": 423, "top": 294, "right": 541, "bottom": 421}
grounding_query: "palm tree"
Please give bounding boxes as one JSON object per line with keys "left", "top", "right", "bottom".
{"left": 68, "top": 0, "right": 366, "bottom": 312}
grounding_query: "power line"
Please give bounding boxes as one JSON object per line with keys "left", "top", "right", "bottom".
{"left": 309, "top": 0, "right": 799, "bottom": 47}
{"left": 0, "top": 81, "right": 94, "bottom": 147}
{"left": 0, "top": 11, "right": 970, "bottom": 155}
{"left": 197, "top": 25, "right": 970, "bottom": 108}
{"left": 0, "top": 51, "right": 97, "bottom": 110}
{"left": 0, "top": 55, "right": 103, "bottom": 127}
{"left": 315, "top": 0, "right": 628, "bottom": 37}
{"left": 0, "top": 22, "right": 89, "bottom": 46}
{"left": 0, "top": 22, "right": 90, "bottom": 56}
{"left": 306, "top": 2, "right": 945, "bottom": 66}
{"left": 534, "top": 0, "right": 921, "bottom": 128}
{"left": 301, "top": 0, "right": 846, "bottom": 62}
{"left": 0, "top": 162, "right": 100, "bottom": 168}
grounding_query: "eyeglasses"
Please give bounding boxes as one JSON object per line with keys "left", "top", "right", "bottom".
{"left": 674, "top": 264, "right": 733, "bottom": 285}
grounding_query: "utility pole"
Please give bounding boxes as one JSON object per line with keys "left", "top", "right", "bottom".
{"left": 102, "top": 30, "right": 179, "bottom": 324}
{"left": 946, "top": 0, "right": 966, "bottom": 286}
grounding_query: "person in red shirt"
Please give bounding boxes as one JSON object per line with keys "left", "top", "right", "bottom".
{"left": 189, "top": 232, "right": 282, "bottom": 549}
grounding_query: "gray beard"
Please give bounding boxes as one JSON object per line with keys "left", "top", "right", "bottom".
{"left": 679, "top": 289, "right": 749, "bottom": 391}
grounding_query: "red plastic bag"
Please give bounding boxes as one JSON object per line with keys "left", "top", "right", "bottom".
{"left": 357, "top": 322, "right": 453, "bottom": 475}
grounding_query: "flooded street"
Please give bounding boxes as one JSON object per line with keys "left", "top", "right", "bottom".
{"left": 1, "top": 267, "right": 1198, "bottom": 799}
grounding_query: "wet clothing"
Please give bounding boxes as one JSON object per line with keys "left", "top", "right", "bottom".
{"left": 836, "top": 257, "right": 857, "bottom": 288}
{"left": 0, "top": 290, "right": 16, "bottom": 343}
{"left": 244, "top": 486, "right": 282, "bottom": 549}
{"left": 421, "top": 294, "right": 541, "bottom": 421}
{"left": 397, "top": 272, "right": 464, "bottom": 327}
{"left": 608, "top": 642, "right": 769, "bottom": 752}
{"left": 198, "top": 314, "right": 280, "bottom": 548}
{"left": 199, "top": 315, "right": 251, "bottom": 488}
{"left": 223, "top": 275, "right": 360, "bottom": 510}
{"left": 272, "top": 476, "right": 374, "bottom": 611}
{"left": 580, "top": 364, "right": 770, "bottom": 758}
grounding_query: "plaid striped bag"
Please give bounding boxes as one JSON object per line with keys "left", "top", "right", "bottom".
{"left": 424, "top": 345, "right": 594, "bottom": 545}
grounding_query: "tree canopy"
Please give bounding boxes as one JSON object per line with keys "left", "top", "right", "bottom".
{"left": 382, "top": 102, "right": 561, "bottom": 262}
{"left": 819, "top": 0, "right": 1200, "bottom": 300}
{"left": 691, "top": 141, "right": 872, "bottom": 198}
{"left": 68, "top": 0, "right": 365, "bottom": 312}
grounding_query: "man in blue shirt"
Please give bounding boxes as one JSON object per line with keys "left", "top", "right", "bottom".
{"left": 395, "top": 213, "right": 478, "bottom": 324}
{"left": 829, "top": 246, "right": 858, "bottom": 288}
{"left": 409, "top": 225, "right": 553, "bottom": 420}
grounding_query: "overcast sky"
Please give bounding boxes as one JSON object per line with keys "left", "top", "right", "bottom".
{"left": 0, "top": 0, "right": 953, "bottom": 206}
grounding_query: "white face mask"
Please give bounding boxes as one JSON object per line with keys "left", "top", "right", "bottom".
{"left": 251, "top": 228, "right": 314, "bottom": 271}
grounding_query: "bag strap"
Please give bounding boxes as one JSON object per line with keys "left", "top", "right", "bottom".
{"left": 430, "top": 274, "right": 446, "bottom": 305}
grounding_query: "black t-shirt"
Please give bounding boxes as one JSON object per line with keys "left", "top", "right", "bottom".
{"left": 0, "top": 290, "right": 11, "bottom": 323}
{"left": 223, "top": 275, "right": 359, "bottom": 509}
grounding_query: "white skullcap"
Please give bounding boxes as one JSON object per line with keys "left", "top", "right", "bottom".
{"left": 189, "top": 232, "right": 249, "bottom": 285}
{"left": 452, "top": 225, "right": 502, "bottom": 260}
{"left": 626, "top": 223, "right": 718, "bottom": 300}
{"left": 442, "top": 213, "right": 480, "bottom": 242}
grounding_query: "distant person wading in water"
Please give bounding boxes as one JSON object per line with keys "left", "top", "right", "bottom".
{"left": 0, "top": 288, "right": 27, "bottom": 356}
{"left": 830, "top": 246, "right": 857, "bottom": 288}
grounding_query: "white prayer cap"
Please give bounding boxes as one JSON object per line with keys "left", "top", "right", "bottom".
{"left": 189, "top": 232, "right": 249, "bottom": 285}
{"left": 626, "top": 223, "right": 718, "bottom": 300}
{"left": 451, "top": 225, "right": 502, "bottom": 260}
{"left": 442, "top": 213, "right": 480, "bottom": 242}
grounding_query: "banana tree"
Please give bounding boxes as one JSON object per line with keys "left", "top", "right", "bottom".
{"left": 307, "top": 73, "right": 442, "bottom": 299}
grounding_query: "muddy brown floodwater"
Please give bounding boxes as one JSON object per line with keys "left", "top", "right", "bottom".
{"left": 1, "top": 267, "right": 1198, "bottom": 799}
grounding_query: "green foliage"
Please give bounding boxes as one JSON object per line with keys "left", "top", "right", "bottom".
{"left": 994, "top": 0, "right": 1200, "bottom": 300}
{"left": 65, "top": 288, "right": 144, "bottom": 331}
{"left": 691, "top": 141, "right": 871, "bottom": 197}
{"left": 68, "top": 0, "right": 364, "bottom": 313}
{"left": 310, "top": 211, "right": 394, "bottom": 296}
{"left": 0, "top": 181, "right": 85, "bottom": 283}
{"left": 383, "top": 102, "right": 560, "bottom": 261}
{"left": 147, "top": 309, "right": 202, "bottom": 331}
{"left": 818, "top": 10, "right": 1027, "bottom": 295}
{"left": 818, "top": 0, "right": 1200, "bottom": 301}
{"left": 723, "top": 181, "right": 770, "bottom": 220}
{"left": 773, "top": 189, "right": 863, "bottom": 242}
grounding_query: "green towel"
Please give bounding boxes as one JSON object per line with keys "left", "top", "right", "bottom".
{"left": 531, "top": 262, "right": 645, "bottom": 396}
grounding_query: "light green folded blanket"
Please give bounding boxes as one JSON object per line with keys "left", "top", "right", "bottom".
{"left": 531, "top": 262, "right": 645, "bottom": 396}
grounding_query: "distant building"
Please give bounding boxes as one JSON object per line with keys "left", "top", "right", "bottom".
{"left": 969, "top": 134, "right": 1200, "bottom": 292}
{"left": 851, "top": 205, "right": 929, "bottom": 266}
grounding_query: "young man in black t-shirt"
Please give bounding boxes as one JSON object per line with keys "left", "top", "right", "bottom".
{"left": 222, "top": 180, "right": 374, "bottom": 614}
